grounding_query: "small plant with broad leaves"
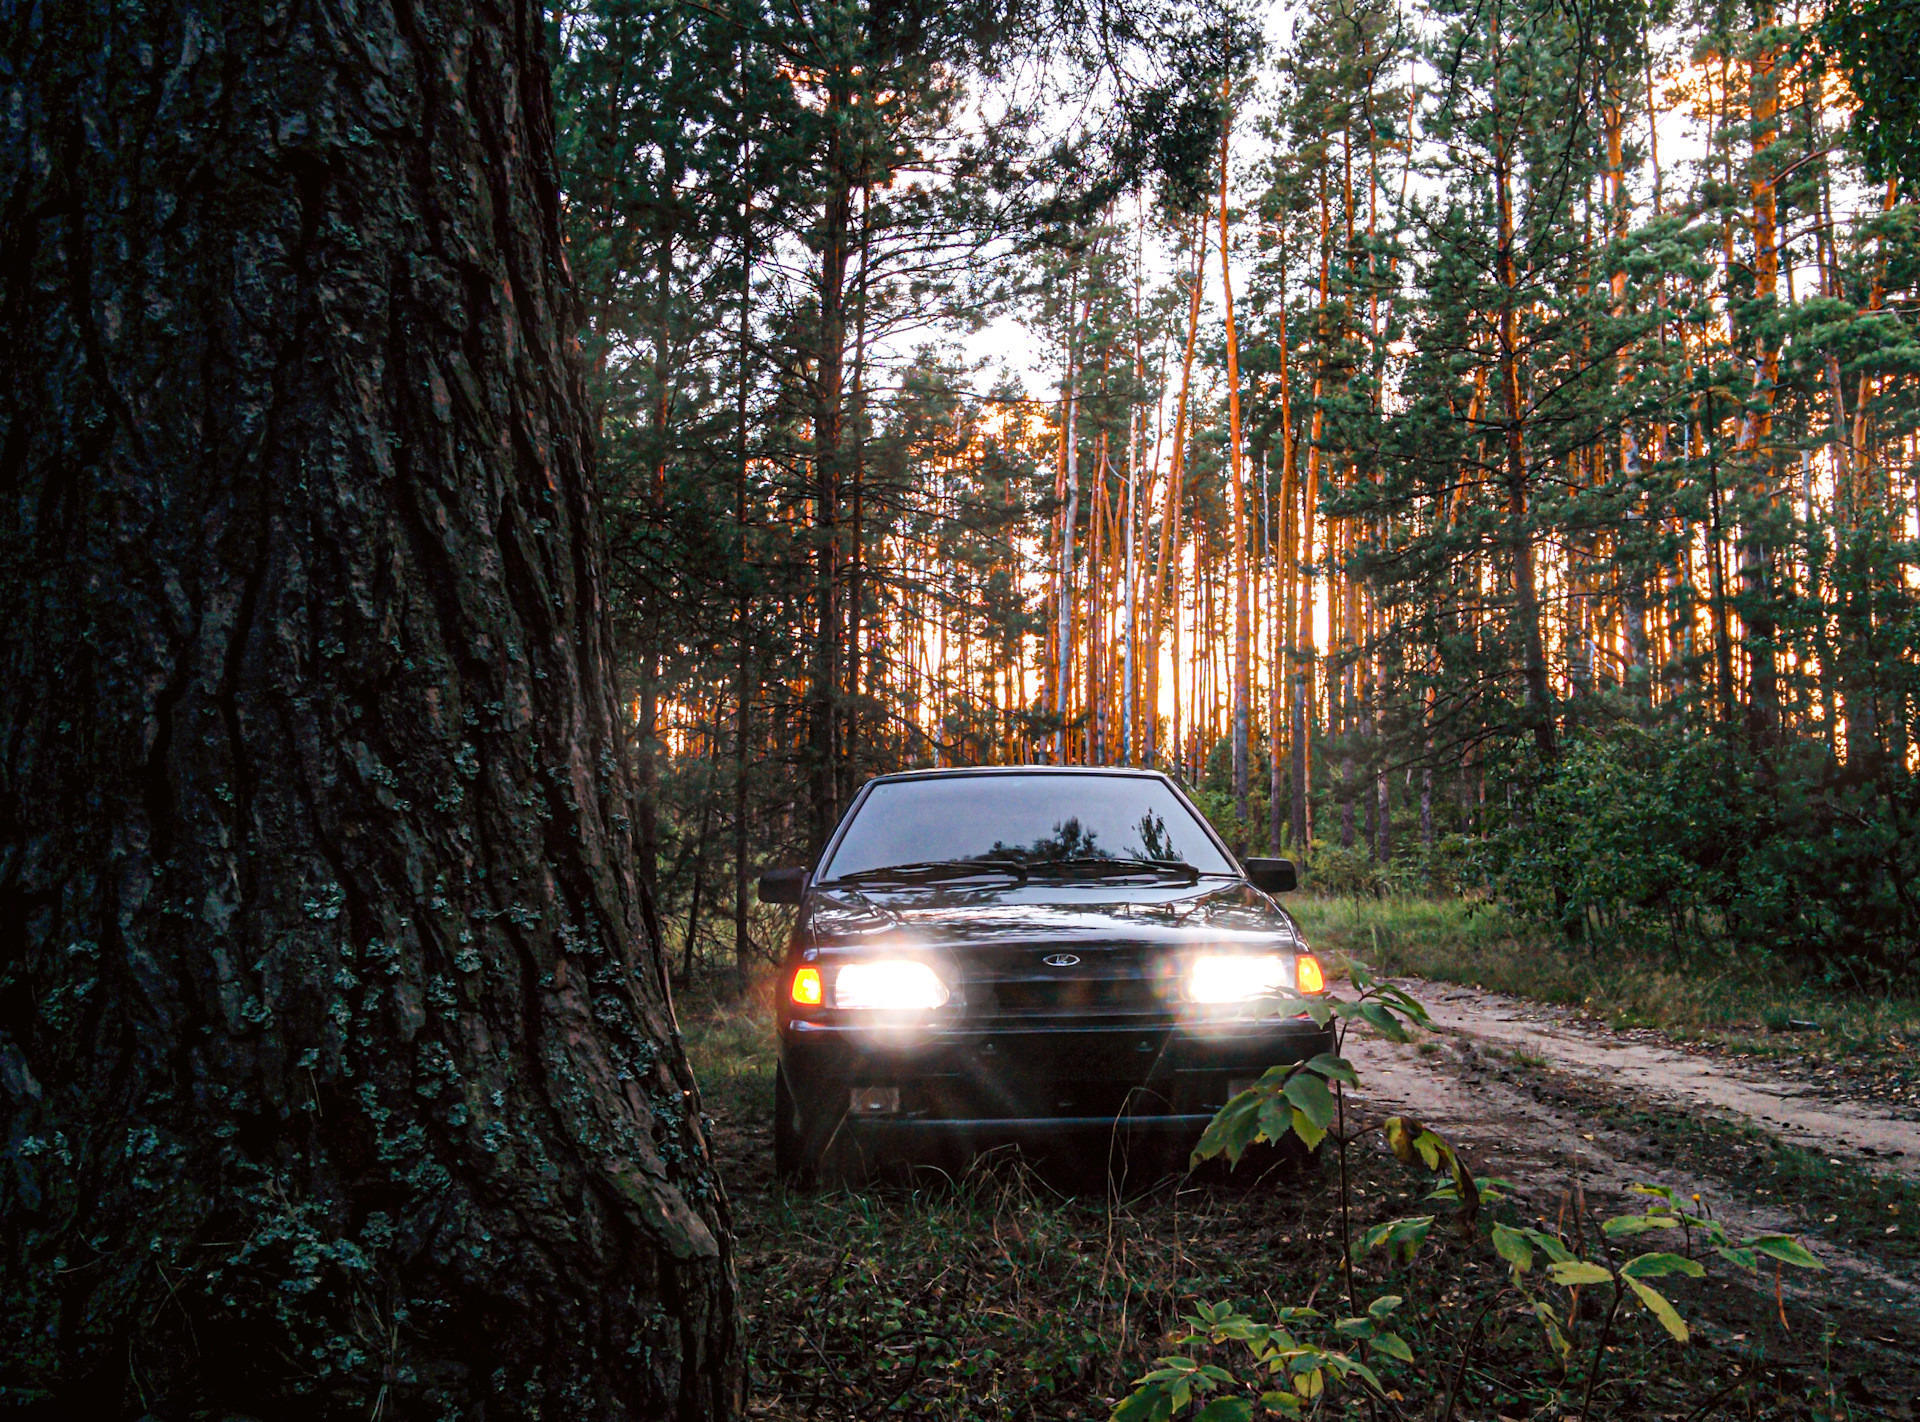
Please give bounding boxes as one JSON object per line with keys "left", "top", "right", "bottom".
{"left": 1110, "top": 967, "right": 1826, "bottom": 1420}
{"left": 1188, "top": 963, "right": 1429, "bottom": 1168}
{"left": 1112, "top": 1300, "right": 1391, "bottom": 1421}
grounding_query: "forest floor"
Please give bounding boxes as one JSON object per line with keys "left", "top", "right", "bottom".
{"left": 686, "top": 933, "right": 1920, "bottom": 1421}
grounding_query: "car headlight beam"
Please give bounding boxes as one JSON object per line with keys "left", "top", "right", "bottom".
{"left": 1187, "top": 953, "right": 1292, "bottom": 1004}
{"left": 834, "top": 959, "right": 950, "bottom": 1011}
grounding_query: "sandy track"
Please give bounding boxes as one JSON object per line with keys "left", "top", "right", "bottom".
{"left": 1390, "top": 977, "right": 1920, "bottom": 1177}
{"left": 1336, "top": 980, "right": 1920, "bottom": 1323}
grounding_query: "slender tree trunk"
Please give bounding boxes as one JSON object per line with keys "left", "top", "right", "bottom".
{"left": 1742, "top": 15, "right": 1781, "bottom": 744}
{"left": 1124, "top": 405, "right": 1139, "bottom": 763}
{"left": 1151, "top": 217, "right": 1206, "bottom": 772}
{"left": 1274, "top": 272, "right": 1298, "bottom": 854}
{"left": 682, "top": 747, "right": 720, "bottom": 983}
{"left": 1220, "top": 78, "right": 1253, "bottom": 830}
{"left": 733, "top": 99, "right": 755, "bottom": 994}
{"left": 809, "top": 89, "right": 854, "bottom": 845}
{"left": 0, "top": 5, "right": 739, "bottom": 1415}
{"left": 1292, "top": 177, "right": 1330, "bottom": 856}
{"left": 1495, "top": 113, "right": 1555, "bottom": 760}
{"left": 1056, "top": 285, "right": 1081, "bottom": 763}
{"left": 844, "top": 183, "right": 873, "bottom": 801}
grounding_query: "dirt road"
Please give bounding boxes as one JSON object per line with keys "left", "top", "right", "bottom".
{"left": 1342, "top": 977, "right": 1920, "bottom": 1322}
{"left": 1394, "top": 978, "right": 1919, "bottom": 1173}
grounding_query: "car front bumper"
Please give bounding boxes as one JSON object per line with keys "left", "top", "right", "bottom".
{"left": 780, "top": 1014, "right": 1335, "bottom": 1138}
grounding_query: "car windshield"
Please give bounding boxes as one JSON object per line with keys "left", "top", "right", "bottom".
{"left": 820, "top": 774, "right": 1237, "bottom": 881}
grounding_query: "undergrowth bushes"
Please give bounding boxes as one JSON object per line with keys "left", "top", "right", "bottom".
{"left": 1476, "top": 726, "right": 1920, "bottom": 985}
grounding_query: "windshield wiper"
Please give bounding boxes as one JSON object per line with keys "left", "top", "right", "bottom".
{"left": 1025, "top": 857, "right": 1200, "bottom": 885}
{"left": 826, "top": 858, "right": 1030, "bottom": 887}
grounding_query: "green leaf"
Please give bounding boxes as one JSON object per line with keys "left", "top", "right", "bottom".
{"left": 1328, "top": 1355, "right": 1384, "bottom": 1393}
{"left": 1547, "top": 1260, "right": 1614, "bottom": 1287}
{"left": 1290, "top": 1106, "right": 1328, "bottom": 1151}
{"left": 1372, "top": 1330, "right": 1415, "bottom": 1363}
{"left": 1621, "top": 1252, "right": 1706, "bottom": 1281}
{"left": 1412, "top": 1129, "right": 1446, "bottom": 1172}
{"left": 1283, "top": 1071, "right": 1336, "bottom": 1128}
{"left": 1111, "top": 1383, "right": 1174, "bottom": 1422}
{"left": 1367, "top": 1294, "right": 1404, "bottom": 1320}
{"left": 1715, "top": 1245, "right": 1758, "bottom": 1271}
{"left": 1492, "top": 1222, "right": 1534, "bottom": 1272}
{"left": 1522, "top": 1227, "right": 1576, "bottom": 1265}
{"left": 1622, "top": 1275, "right": 1689, "bottom": 1342}
{"left": 1374, "top": 985, "right": 1433, "bottom": 1027}
{"left": 1748, "top": 1235, "right": 1824, "bottom": 1270}
{"left": 1360, "top": 1216, "right": 1433, "bottom": 1263}
{"left": 1530, "top": 1299, "right": 1572, "bottom": 1361}
{"left": 1194, "top": 1401, "right": 1252, "bottom": 1422}
{"left": 1257, "top": 1390, "right": 1303, "bottom": 1417}
{"left": 1192, "top": 1097, "right": 1261, "bottom": 1167}
{"left": 1357, "top": 1001, "right": 1410, "bottom": 1042}
{"left": 1256, "top": 1094, "right": 1294, "bottom": 1148}
{"left": 1305, "top": 1052, "right": 1359, "bottom": 1087}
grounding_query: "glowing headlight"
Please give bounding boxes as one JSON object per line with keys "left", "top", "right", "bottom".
{"left": 1188, "top": 954, "right": 1291, "bottom": 1004}
{"left": 834, "top": 960, "right": 950, "bottom": 1010}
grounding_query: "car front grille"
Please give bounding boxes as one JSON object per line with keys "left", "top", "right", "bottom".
{"left": 969, "top": 946, "right": 1176, "bottom": 1024}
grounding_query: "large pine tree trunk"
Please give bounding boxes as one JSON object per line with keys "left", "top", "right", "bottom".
{"left": 0, "top": 4, "right": 739, "bottom": 1417}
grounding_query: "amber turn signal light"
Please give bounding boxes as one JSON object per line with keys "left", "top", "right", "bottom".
{"left": 1296, "top": 954, "right": 1326, "bottom": 995}
{"left": 790, "top": 967, "right": 823, "bottom": 1006}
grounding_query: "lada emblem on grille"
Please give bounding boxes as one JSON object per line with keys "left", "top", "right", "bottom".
{"left": 1041, "top": 953, "right": 1081, "bottom": 967}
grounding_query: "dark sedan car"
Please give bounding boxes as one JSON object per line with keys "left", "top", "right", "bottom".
{"left": 758, "top": 765, "right": 1331, "bottom": 1182}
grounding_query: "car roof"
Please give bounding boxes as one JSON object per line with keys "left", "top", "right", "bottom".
{"left": 862, "top": 764, "right": 1173, "bottom": 785}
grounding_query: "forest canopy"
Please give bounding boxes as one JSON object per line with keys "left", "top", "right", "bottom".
{"left": 552, "top": 0, "right": 1919, "bottom": 986}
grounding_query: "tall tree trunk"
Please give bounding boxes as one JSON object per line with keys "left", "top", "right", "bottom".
{"left": 809, "top": 90, "right": 854, "bottom": 845}
{"left": 1055, "top": 285, "right": 1081, "bottom": 763}
{"left": 1742, "top": 14, "right": 1781, "bottom": 745}
{"left": 1292, "top": 176, "right": 1331, "bottom": 859}
{"left": 1148, "top": 214, "right": 1207, "bottom": 772}
{"left": 0, "top": 4, "right": 738, "bottom": 1417}
{"left": 1495, "top": 111, "right": 1554, "bottom": 760}
{"left": 1273, "top": 274, "right": 1297, "bottom": 856}
{"left": 733, "top": 116, "right": 755, "bottom": 995}
{"left": 843, "top": 182, "right": 873, "bottom": 801}
{"left": 1220, "top": 78, "right": 1253, "bottom": 831}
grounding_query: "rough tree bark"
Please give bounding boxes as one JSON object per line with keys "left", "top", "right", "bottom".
{"left": 0, "top": 3, "right": 739, "bottom": 1417}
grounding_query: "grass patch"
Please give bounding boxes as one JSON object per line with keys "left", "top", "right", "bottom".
{"left": 1289, "top": 894, "right": 1920, "bottom": 1072}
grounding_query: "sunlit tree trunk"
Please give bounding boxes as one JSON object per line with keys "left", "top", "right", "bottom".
{"left": 1149, "top": 215, "right": 1207, "bottom": 773}
{"left": 1219, "top": 76, "right": 1253, "bottom": 830}
{"left": 1055, "top": 290, "right": 1081, "bottom": 763}
{"left": 809, "top": 80, "right": 854, "bottom": 843}
{"left": 1493, "top": 46, "right": 1555, "bottom": 761}
{"left": 1741, "top": 13, "right": 1782, "bottom": 744}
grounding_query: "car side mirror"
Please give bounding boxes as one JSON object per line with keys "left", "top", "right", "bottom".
{"left": 1244, "top": 858, "right": 1298, "bottom": 894}
{"left": 758, "top": 866, "right": 808, "bottom": 905}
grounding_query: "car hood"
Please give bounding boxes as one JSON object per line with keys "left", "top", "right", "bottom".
{"left": 802, "top": 878, "right": 1304, "bottom": 953}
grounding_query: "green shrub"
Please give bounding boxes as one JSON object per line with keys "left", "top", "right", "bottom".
{"left": 1479, "top": 724, "right": 1920, "bottom": 982}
